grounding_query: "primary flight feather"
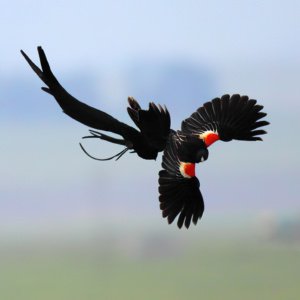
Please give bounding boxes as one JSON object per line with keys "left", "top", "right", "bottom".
{"left": 21, "top": 47, "right": 269, "bottom": 229}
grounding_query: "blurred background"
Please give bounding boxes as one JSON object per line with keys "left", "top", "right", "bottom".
{"left": 1, "top": 0, "right": 300, "bottom": 299}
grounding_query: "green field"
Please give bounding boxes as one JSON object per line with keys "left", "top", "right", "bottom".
{"left": 1, "top": 237, "right": 299, "bottom": 300}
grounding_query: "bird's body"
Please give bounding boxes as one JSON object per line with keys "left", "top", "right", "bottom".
{"left": 21, "top": 47, "right": 269, "bottom": 229}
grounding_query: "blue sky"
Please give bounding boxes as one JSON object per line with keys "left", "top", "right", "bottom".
{"left": 1, "top": 0, "right": 300, "bottom": 234}
{"left": 2, "top": 0, "right": 300, "bottom": 71}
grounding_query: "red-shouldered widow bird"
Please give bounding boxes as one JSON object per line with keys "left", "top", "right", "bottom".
{"left": 21, "top": 47, "right": 269, "bottom": 229}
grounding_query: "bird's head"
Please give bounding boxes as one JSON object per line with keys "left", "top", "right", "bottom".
{"left": 178, "top": 134, "right": 209, "bottom": 163}
{"left": 195, "top": 147, "right": 209, "bottom": 163}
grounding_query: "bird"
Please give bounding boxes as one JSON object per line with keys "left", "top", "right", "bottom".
{"left": 21, "top": 46, "right": 269, "bottom": 229}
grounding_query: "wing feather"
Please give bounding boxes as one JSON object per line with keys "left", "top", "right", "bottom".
{"left": 181, "top": 94, "right": 269, "bottom": 143}
{"left": 158, "top": 133, "right": 204, "bottom": 229}
{"left": 127, "top": 98, "right": 171, "bottom": 151}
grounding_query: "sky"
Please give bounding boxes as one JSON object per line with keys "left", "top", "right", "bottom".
{"left": 2, "top": 0, "right": 300, "bottom": 70}
{"left": 1, "top": 0, "right": 300, "bottom": 236}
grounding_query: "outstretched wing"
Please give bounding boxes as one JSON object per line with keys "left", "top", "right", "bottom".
{"left": 20, "top": 47, "right": 139, "bottom": 139}
{"left": 181, "top": 94, "right": 269, "bottom": 146}
{"left": 127, "top": 97, "right": 171, "bottom": 151}
{"left": 158, "top": 132, "right": 204, "bottom": 229}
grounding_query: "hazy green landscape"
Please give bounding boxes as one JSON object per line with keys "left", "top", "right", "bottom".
{"left": 1, "top": 232, "right": 299, "bottom": 300}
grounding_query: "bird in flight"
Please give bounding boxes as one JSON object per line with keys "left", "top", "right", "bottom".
{"left": 21, "top": 47, "right": 269, "bottom": 229}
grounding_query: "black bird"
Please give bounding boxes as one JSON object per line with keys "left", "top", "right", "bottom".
{"left": 21, "top": 47, "right": 269, "bottom": 229}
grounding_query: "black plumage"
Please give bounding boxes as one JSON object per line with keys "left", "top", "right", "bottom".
{"left": 21, "top": 47, "right": 170, "bottom": 160}
{"left": 181, "top": 94, "right": 268, "bottom": 142}
{"left": 21, "top": 46, "right": 270, "bottom": 229}
{"left": 159, "top": 132, "right": 204, "bottom": 228}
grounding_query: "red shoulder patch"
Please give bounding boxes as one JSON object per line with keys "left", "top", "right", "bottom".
{"left": 179, "top": 162, "right": 195, "bottom": 178}
{"left": 199, "top": 131, "right": 219, "bottom": 147}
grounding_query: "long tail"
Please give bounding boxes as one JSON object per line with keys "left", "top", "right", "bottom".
{"left": 79, "top": 130, "right": 133, "bottom": 161}
{"left": 21, "top": 47, "right": 141, "bottom": 141}
{"left": 82, "top": 130, "right": 129, "bottom": 146}
{"left": 79, "top": 143, "right": 130, "bottom": 161}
